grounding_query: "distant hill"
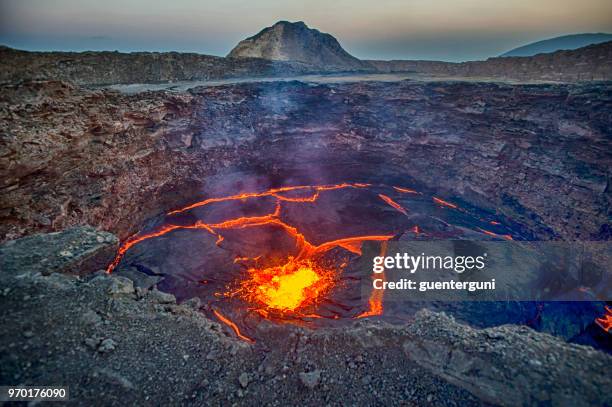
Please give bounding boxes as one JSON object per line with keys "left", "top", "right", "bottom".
{"left": 501, "top": 33, "right": 612, "bottom": 57}
{"left": 227, "top": 21, "right": 368, "bottom": 71}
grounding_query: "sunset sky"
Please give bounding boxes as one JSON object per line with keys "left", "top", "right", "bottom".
{"left": 1, "top": 0, "right": 611, "bottom": 61}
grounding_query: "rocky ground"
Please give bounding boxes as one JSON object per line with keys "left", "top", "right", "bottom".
{"left": 1, "top": 227, "right": 610, "bottom": 406}
{"left": 1, "top": 39, "right": 610, "bottom": 85}
{"left": 1, "top": 80, "right": 610, "bottom": 243}
{"left": 0, "top": 46, "right": 319, "bottom": 86}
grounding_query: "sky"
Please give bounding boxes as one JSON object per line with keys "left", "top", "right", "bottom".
{"left": 1, "top": 0, "right": 611, "bottom": 61}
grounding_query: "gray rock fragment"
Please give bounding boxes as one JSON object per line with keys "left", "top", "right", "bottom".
{"left": 182, "top": 297, "right": 201, "bottom": 309}
{"left": 98, "top": 338, "right": 117, "bottom": 353}
{"left": 402, "top": 309, "right": 612, "bottom": 407}
{"left": 107, "top": 276, "right": 134, "bottom": 296}
{"left": 114, "top": 266, "right": 162, "bottom": 290}
{"left": 81, "top": 309, "right": 102, "bottom": 325}
{"left": 0, "top": 226, "right": 118, "bottom": 276}
{"left": 299, "top": 370, "right": 321, "bottom": 389}
{"left": 148, "top": 289, "right": 176, "bottom": 304}
{"left": 85, "top": 337, "right": 101, "bottom": 350}
{"left": 238, "top": 372, "right": 250, "bottom": 388}
{"left": 94, "top": 368, "right": 135, "bottom": 390}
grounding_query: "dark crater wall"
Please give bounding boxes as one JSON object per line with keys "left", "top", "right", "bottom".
{"left": 186, "top": 80, "right": 611, "bottom": 241}
{"left": 1, "top": 80, "right": 610, "bottom": 242}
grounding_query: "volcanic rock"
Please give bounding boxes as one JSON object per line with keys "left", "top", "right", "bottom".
{"left": 0, "top": 230, "right": 609, "bottom": 405}
{"left": 0, "top": 80, "right": 205, "bottom": 242}
{"left": 299, "top": 370, "right": 321, "bottom": 389}
{"left": 0, "top": 225, "right": 118, "bottom": 275}
{"left": 238, "top": 372, "right": 250, "bottom": 388}
{"left": 98, "top": 338, "right": 117, "bottom": 353}
{"left": 367, "top": 40, "right": 612, "bottom": 82}
{"left": 148, "top": 288, "right": 176, "bottom": 304}
{"left": 85, "top": 336, "right": 102, "bottom": 350}
{"left": 81, "top": 309, "right": 102, "bottom": 325}
{"left": 1, "top": 37, "right": 610, "bottom": 85}
{"left": 182, "top": 297, "right": 201, "bottom": 310}
{"left": 1, "top": 80, "right": 610, "bottom": 244}
{"left": 114, "top": 266, "right": 163, "bottom": 290}
{"left": 402, "top": 309, "right": 611, "bottom": 406}
{"left": 228, "top": 21, "right": 367, "bottom": 71}
{"left": 0, "top": 47, "right": 316, "bottom": 86}
{"left": 107, "top": 276, "right": 135, "bottom": 296}
{"left": 94, "top": 368, "right": 135, "bottom": 390}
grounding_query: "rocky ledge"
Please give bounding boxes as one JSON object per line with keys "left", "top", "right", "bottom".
{"left": 368, "top": 40, "right": 612, "bottom": 82}
{"left": 1, "top": 39, "right": 610, "bottom": 84}
{"left": 0, "top": 46, "right": 319, "bottom": 86}
{"left": 1, "top": 227, "right": 610, "bottom": 406}
{"left": 1, "top": 79, "right": 610, "bottom": 242}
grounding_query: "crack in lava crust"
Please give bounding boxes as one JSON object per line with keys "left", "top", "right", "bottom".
{"left": 104, "top": 181, "right": 531, "bottom": 341}
{"left": 596, "top": 306, "right": 612, "bottom": 333}
{"left": 106, "top": 183, "right": 396, "bottom": 330}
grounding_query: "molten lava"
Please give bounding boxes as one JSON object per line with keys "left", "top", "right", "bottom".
{"left": 595, "top": 305, "right": 612, "bottom": 333}
{"left": 241, "top": 259, "right": 332, "bottom": 312}
{"left": 357, "top": 241, "right": 388, "bottom": 318}
{"left": 433, "top": 196, "right": 458, "bottom": 209}
{"left": 106, "top": 182, "right": 394, "bottom": 327}
{"left": 105, "top": 181, "right": 518, "bottom": 338}
{"left": 476, "top": 227, "right": 514, "bottom": 241}
{"left": 213, "top": 309, "right": 254, "bottom": 343}
{"left": 378, "top": 194, "right": 408, "bottom": 216}
{"left": 393, "top": 186, "right": 419, "bottom": 194}
{"left": 167, "top": 183, "right": 369, "bottom": 215}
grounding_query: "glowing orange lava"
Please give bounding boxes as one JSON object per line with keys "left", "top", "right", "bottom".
{"left": 106, "top": 182, "right": 517, "bottom": 336}
{"left": 106, "top": 182, "right": 394, "bottom": 322}
{"left": 393, "top": 186, "right": 419, "bottom": 194}
{"left": 476, "top": 227, "right": 513, "bottom": 241}
{"left": 433, "top": 196, "right": 458, "bottom": 209}
{"left": 105, "top": 222, "right": 215, "bottom": 274}
{"left": 595, "top": 306, "right": 612, "bottom": 333}
{"left": 239, "top": 258, "right": 333, "bottom": 312}
{"left": 357, "top": 241, "right": 388, "bottom": 318}
{"left": 213, "top": 309, "right": 254, "bottom": 342}
{"left": 167, "top": 183, "right": 368, "bottom": 215}
{"left": 379, "top": 194, "right": 408, "bottom": 216}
